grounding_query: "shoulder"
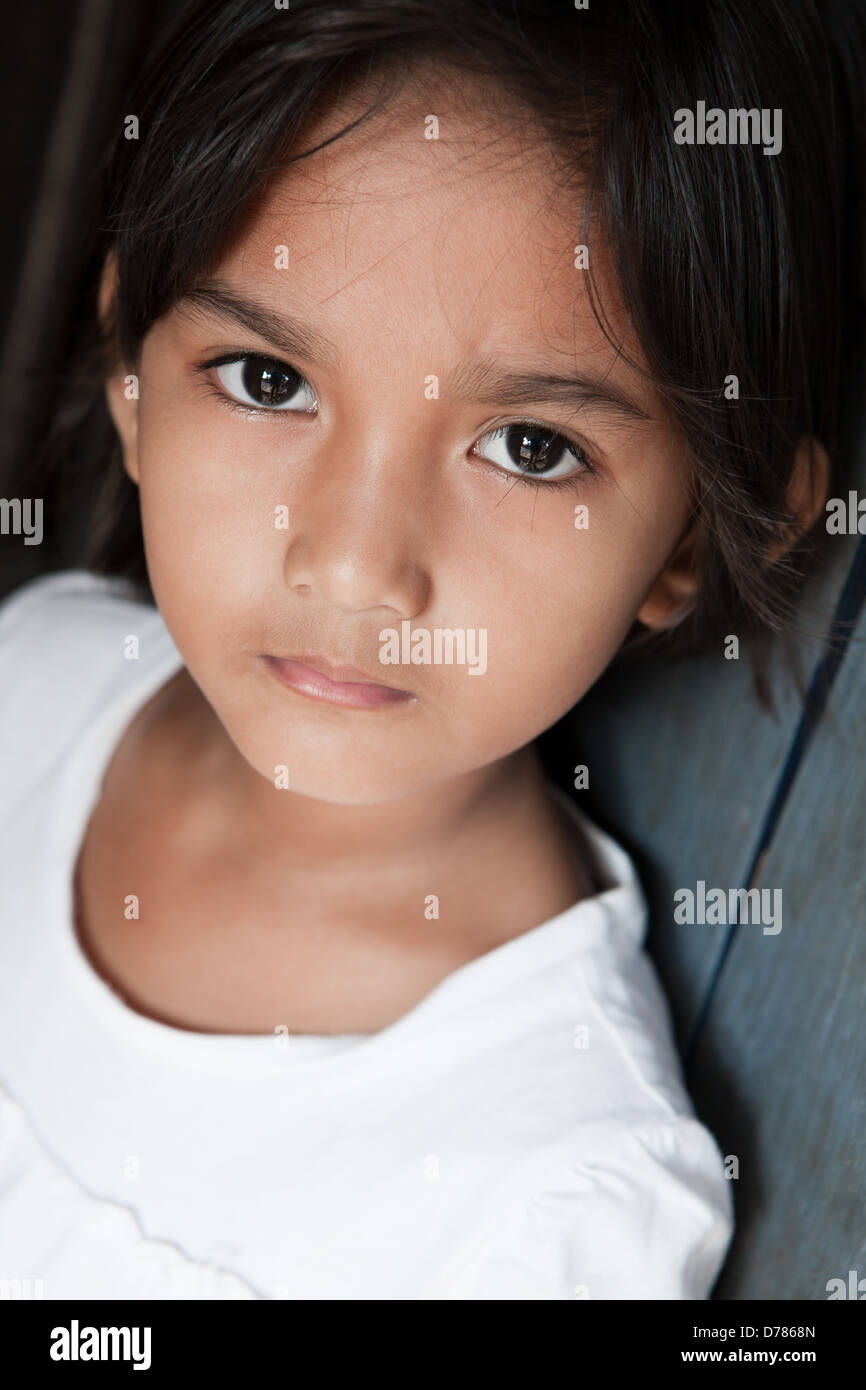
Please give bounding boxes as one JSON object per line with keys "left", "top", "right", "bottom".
{"left": 0, "top": 568, "right": 179, "bottom": 800}
{"left": 436, "top": 863, "right": 735, "bottom": 1296}
{"left": 0, "top": 567, "right": 171, "bottom": 687}
{"left": 0, "top": 567, "right": 155, "bottom": 645}
{"left": 440, "top": 1113, "right": 734, "bottom": 1300}
{"left": 0, "top": 1081, "right": 257, "bottom": 1299}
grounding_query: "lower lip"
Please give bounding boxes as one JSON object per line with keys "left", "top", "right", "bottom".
{"left": 262, "top": 655, "right": 413, "bottom": 709}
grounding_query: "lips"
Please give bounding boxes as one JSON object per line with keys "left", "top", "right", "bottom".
{"left": 262, "top": 653, "right": 413, "bottom": 709}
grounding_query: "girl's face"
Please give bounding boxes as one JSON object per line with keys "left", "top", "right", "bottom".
{"left": 107, "top": 75, "right": 696, "bottom": 805}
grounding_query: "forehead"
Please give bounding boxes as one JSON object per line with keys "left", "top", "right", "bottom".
{"left": 218, "top": 65, "right": 641, "bottom": 383}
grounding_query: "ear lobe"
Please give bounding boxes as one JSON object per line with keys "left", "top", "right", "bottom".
{"left": 98, "top": 250, "right": 140, "bottom": 486}
{"left": 765, "top": 437, "right": 830, "bottom": 564}
{"left": 636, "top": 520, "right": 701, "bottom": 631}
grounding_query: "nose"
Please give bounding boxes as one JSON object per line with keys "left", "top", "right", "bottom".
{"left": 280, "top": 424, "right": 433, "bottom": 619}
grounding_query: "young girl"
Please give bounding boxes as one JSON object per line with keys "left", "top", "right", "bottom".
{"left": 0, "top": 0, "right": 862, "bottom": 1301}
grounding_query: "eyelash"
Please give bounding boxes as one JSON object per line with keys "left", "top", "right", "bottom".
{"left": 192, "top": 351, "right": 598, "bottom": 494}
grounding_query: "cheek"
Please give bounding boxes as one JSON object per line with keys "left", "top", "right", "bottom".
{"left": 464, "top": 514, "right": 642, "bottom": 681}
{"left": 425, "top": 533, "right": 614, "bottom": 750}
{"left": 454, "top": 481, "right": 684, "bottom": 736}
{"left": 135, "top": 409, "right": 283, "bottom": 642}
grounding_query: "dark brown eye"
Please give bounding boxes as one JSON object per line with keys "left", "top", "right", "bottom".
{"left": 474, "top": 422, "right": 592, "bottom": 483}
{"left": 242, "top": 357, "right": 297, "bottom": 406}
{"left": 213, "top": 355, "right": 317, "bottom": 412}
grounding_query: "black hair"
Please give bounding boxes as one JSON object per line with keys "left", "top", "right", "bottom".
{"left": 25, "top": 0, "right": 866, "bottom": 703}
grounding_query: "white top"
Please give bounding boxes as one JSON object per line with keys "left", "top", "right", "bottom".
{"left": 0, "top": 570, "right": 734, "bottom": 1300}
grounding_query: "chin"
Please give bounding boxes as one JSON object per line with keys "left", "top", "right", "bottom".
{"left": 235, "top": 738, "right": 425, "bottom": 807}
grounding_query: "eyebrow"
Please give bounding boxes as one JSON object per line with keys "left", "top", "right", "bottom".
{"left": 179, "top": 278, "right": 342, "bottom": 370}
{"left": 445, "top": 360, "right": 651, "bottom": 424}
{"left": 179, "top": 277, "right": 651, "bottom": 425}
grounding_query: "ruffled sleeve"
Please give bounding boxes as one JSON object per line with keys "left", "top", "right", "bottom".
{"left": 0, "top": 1085, "right": 259, "bottom": 1300}
{"left": 445, "top": 1117, "right": 734, "bottom": 1300}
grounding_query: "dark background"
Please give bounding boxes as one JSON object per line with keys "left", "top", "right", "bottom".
{"left": 1, "top": 0, "right": 865, "bottom": 1301}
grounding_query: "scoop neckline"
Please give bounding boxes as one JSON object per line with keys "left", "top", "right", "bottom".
{"left": 44, "top": 595, "right": 645, "bottom": 1077}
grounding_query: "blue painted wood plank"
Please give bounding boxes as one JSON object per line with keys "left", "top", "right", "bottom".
{"left": 686, "top": 569, "right": 866, "bottom": 1299}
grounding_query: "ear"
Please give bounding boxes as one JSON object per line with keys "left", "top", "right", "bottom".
{"left": 636, "top": 437, "right": 831, "bottom": 632}
{"left": 636, "top": 519, "right": 700, "bottom": 632}
{"left": 765, "top": 437, "right": 830, "bottom": 564}
{"left": 99, "top": 250, "right": 140, "bottom": 485}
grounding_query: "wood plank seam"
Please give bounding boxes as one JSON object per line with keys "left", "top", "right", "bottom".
{"left": 683, "top": 531, "right": 866, "bottom": 1072}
